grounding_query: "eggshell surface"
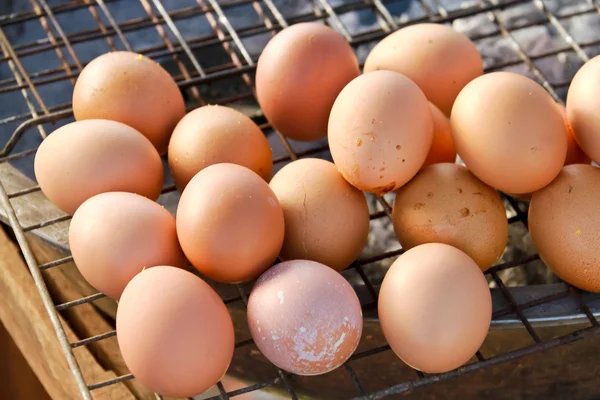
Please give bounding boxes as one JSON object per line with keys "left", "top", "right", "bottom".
{"left": 328, "top": 71, "right": 433, "bottom": 195}
{"left": 256, "top": 22, "right": 359, "bottom": 141}
{"left": 423, "top": 103, "right": 457, "bottom": 167}
{"left": 168, "top": 105, "right": 272, "bottom": 191}
{"left": 378, "top": 243, "right": 491, "bottom": 373}
{"left": 176, "top": 163, "right": 284, "bottom": 283}
{"left": 364, "top": 23, "right": 483, "bottom": 116}
{"left": 117, "top": 266, "right": 234, "bottom": 397}
{"left": 451, "top": 72, "right": 567, "bottom": 194}
{"left": 34, "top": 120, "right": 164, "bottom": 215}
{"left": 566, "top": 55, "right": 600, "bottom": 164}
{"left": 73, "top": 51, "right": 185, "bottom": 154}
{"left": 557, "top": 104, "right": 592, "bottom": 166}
{"left": 69, "top": 192, "right": 187, "bottom": 299}
{"left": 392, "top": 163, "right": 507, "bottom": 271}
{"left": 269, "top": 158, "right": 369, "bottom": 271}
{"left": 529, "top": 164, "right": 600, "bottom": 292}
{"left": 247, "top": 260, "right": 363, "bottom": 375}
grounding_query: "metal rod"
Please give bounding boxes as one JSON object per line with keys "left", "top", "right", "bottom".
{"left": 0, "top": 182, "right": 91, "bottom": 399}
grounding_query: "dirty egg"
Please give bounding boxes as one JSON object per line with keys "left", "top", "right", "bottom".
{"left": 247, "top": 260, "right": 363, "bottom": 375}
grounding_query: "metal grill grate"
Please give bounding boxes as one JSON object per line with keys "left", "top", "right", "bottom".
{"left": 1, "top": 0, "right": 600, "bottom": 399}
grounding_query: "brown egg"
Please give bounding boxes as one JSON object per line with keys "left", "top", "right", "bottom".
{"left": 69, "top": 192, "right": 187, "bottom": 299}
{"left": 566, "top": 55, "right": 600, "bottom": 164}
{"left": 378, "top": 243, "right": 491, "bottom": 373}
{"left": 256, "top": 23, "right": 359, "bottom": 141}
{"left": 529, "top": 164, "right": 600, "bottom": 292}
{"left": 423, "top": 103, "right": 457, "bottom": 167}
{"left": 557, "top": 104, "right": 591, "bottom": 165}
{"left": 328, "top": 71, "right": 433, "bottom": 195}
{"left": 451, "top": 72, "right": 567, "bottom": 194}
{"left": 176, "top": 163, "right": 284, "bottom": 283}
{"left": 117, "top": 266, "right": 234, "bottom": 397}
{"left": 364, "top": 23, "right": 483, "bottom": 116}
{"left": 34, "top": 120, "right": 164, "bottom": 215}
{"left": 247, "top": 260, "right": 362, "bottom": 375}
{"left": 392, "top": 163, "right": 507, "bottom": 271}
{"left": 73, "top": 51, "right": 185, "bottom": 154}
{"left": 168, "top": 105, "right": 272, "bottom": 191}
{"left": 269, "top": 158, "right": 369, "bottom": 271}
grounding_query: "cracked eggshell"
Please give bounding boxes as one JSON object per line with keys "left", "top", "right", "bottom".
{"left": 450, "top": 72, "right": 567, "bottom": 194}
{"left": 176, "top": 163, "right": 284, "bottom": 283}
{"left": 328, "top": 70, "right": 433, "bottom": 195}
{"left": 269, "top": 158, "right": 370, "bottom": 271}
{"left": 529, "top": 164, "right": 600, "bottom": 292}
{"left": 247, "top": 260, "right": 363, "bottom": 375}
{"left": 392, "top": 163, "right": 507, "bottom": 271}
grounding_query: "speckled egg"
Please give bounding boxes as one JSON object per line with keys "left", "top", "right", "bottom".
{"left": 247, "top": 260, "right": 363, "bottom": 375}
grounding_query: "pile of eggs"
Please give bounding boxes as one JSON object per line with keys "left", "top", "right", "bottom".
{"left": 32, "top": 20, "right": 600, "bottom": 397}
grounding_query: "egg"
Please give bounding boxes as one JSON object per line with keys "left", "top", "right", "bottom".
{"left": 423, "top": 102, "right": 457, "bottom": 167}
{"left": 328, "top": 71, "right": 433, "bottom": 195}
{"left": 378, "top": 243, "right": 491, "bottom": 373}
{"left": 557, "top": 104, "right": 591, "bottom": 165}
{"left": 566, "top": 55, "right": 600, "bottom": 164}
{"left": 176, "top": 163, "right": 284, "bottom": 283}
{"left": 117, "top": 266, "right": 234, "bottom": 397}
{"left": 364, "top": 23, "right": 483, "bottom": 116}
{"left": 451, "top": 72, "right": 567, "bottom": 194}
{"left": 256, "top": 22, "right": 359, "bottom": 141}
{"left": 69, "top": 192, "right": 187, "bottom": 299}
{"left": 168, "top": 105, "right": 272, "bottom": 191}
{"left": 247, "top": 260, "right": 362, "bottom": 375}
{"left": 34, "top": 120, "right": 164, "bottom": 215}
{"left": 269, "top": 158, "right": 369, "bottom": 271}
{"left": 529, "top": 164, "right": 600, "bottom": 292}
{"left": 73, "top": 52, "right": 185, "bottom": 155}
{"left": 392, "top": 163, "right": 507, "bottom": 271}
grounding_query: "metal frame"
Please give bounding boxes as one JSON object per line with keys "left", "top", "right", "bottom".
{"left": 1, "top": 0, "right": 600, "bottom": 399}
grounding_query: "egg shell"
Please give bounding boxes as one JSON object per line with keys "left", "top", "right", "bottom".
{"left": 392, "top": 163, "right": 507, "bottom": 271}
{"left": 566, "top": 55, "right": 600, "bottom": 164}
{"left": 168, "top": 105, "right": 273, "bottom": 191}
{"left": 176, "top": 163, "right": 284, "bottom": 283}
{"left": 328, "top": 70, "right": 433, "bottom": 195}
{"left": 364, "top": 23, "right": 483, "bottom": 116}
{"left": 423, "top": 102, "right": 457, "bottom": 167}
{"left": 557, "top": 104, "right": 591, "bottom": 166}
{"left": 73, "top": 51, "right": 185, "bottom": 155}
{"left": 450, "top": 72, "right": 567, "bottom": 194}
{"left": 247, "top": 260, "right": 363, "bottom": 375}
{"left": 116, "top": 266, "right": 234, "bottom": 397}
{"left": 256, "top": 22, "right": 359, "bottom": 141}
{"left": 269, "top": 158, "right": 369, "bottom": 271}
{"left": 378, "top": 243, "right": 491, "bottom": 373}
{"left": 529, "top": 164, "right": 600, "bottom": 292}
{"left": 69, "top": 192, "right": 187, "bottom": 299}
{"left": 34, "top": 120, "right": 164, "bottom": 215}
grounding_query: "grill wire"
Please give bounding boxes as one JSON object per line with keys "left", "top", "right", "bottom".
{"left": 1, "top": 0, "right": 600, "bottom": 399}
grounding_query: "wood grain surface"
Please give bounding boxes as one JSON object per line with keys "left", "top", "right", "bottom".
{"left": 0, "top": 226, "right": 134, "bottom": 400}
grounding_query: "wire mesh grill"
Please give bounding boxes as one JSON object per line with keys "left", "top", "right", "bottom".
{"left": 1, "top": 0, "right": 600, "bottom": 399}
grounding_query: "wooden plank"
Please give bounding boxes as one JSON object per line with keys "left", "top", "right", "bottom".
{"left": 0, "top": 226, "right": 134, "bottom": 400}
{"left": 29, "top": 235, "right": 156, "bottom": 400}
